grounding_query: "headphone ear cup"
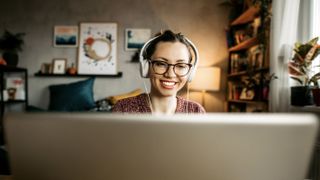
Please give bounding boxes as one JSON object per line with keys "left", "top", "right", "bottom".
{"left": 140, "top": 59, "right": 149, "bottom": 78}
{"left": 187, "top": 66, "right": 196, "bottom": 82}
{"left": 139, "top": 36, "right": 159, "bottom": 78}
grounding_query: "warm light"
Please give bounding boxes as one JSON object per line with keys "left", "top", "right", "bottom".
{"left": 189, "top": 67, "right": 221, "bottom": 91}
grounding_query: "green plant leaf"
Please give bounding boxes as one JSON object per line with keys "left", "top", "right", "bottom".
{"left": 290, "top": 76, "right": 304, "bottom": 85}
{"left": 308, "top": 37, "right": 319, "bottom": 46}
{"left": 309, "top": 72, "right": 320, "bottom": 87}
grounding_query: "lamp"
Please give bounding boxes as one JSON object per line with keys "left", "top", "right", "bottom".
{"left": 189, "top": 67, "right": 221, "bottom": 108}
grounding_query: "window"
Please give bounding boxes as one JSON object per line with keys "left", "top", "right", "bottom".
{"left": 311, "top": 0, "right": 320, "bottom": 79}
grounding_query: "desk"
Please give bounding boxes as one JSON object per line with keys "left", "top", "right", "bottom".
{"left": 290, "top": 106, "right": 320, "bottom": 180}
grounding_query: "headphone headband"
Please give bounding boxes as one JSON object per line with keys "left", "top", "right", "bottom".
{"left": 139, "top": 34, "right": 199, "bottom": 82}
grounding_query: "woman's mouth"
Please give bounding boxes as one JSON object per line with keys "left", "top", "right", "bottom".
{"left": 160, "top": 80, "right": 176, "bottom": 89}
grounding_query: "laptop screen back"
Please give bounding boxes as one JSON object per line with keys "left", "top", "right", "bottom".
{"left": 4, "top": 113, "right": 318, "bottom": 180}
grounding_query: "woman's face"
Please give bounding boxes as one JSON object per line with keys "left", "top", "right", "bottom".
{"left": 149, "top": 41, "right": 191, "bottom": 97}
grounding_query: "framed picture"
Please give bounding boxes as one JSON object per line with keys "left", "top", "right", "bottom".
{"left": 125, "top": 28, "right": 151, "bottom": 51}
{"left": 78, "top": 22, "right": 117, "bottom": 75}
{"left": 52, "top": 59, "right": 67, "bottom": 74}
{"left": 239, "top": 88, "right": 255, "bottom": 100}
{"left": 54, "top": 26, "right": 78, "bottom": 47}
{"left": 40, "top": 63, "right": 52, "bottom": 74}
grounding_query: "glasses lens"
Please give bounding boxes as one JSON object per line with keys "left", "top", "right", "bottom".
{"left": 174, "top": 63, "right": 190, "bottom": 76}
{"left": 152, "top": 61, "right": 168, "bottom": 74}
{"left": 151, "top": 60, "right": 191, "bottom": 76}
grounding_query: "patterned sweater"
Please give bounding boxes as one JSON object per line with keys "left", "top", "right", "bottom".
{"left": 112, "top": 93, "right": 205, "bottom": 113}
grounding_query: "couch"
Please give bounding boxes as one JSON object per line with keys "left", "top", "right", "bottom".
{"left": 27, "top": 77, "right": 143, "bottom": 112}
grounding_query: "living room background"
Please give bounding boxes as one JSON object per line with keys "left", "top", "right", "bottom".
{"left": 0, "top": 0, "right": 229, "bottom": 112}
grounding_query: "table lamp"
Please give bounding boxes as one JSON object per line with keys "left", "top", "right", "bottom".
{"left": 189, "top": 66, "right": 221, "bottom": 108}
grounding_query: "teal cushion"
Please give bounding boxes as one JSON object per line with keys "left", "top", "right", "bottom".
{"left": 48, "top": 78, "right": 95, "bottom": 111}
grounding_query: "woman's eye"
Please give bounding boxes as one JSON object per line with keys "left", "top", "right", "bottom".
{"left": 154, "top": 61, "right": 167, "bottom": 67}
{"left": 176, "top": 64, "right": 187, "bottom": 69}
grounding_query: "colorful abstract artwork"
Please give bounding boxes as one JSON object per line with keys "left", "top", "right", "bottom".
{"left": 78, "top": 23, "right": 117, "bottom": 75}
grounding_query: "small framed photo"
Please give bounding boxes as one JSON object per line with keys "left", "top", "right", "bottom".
{"left": 52, "top": 59, "right": 67, "bottom": 74}
{"left": 125, "top": 28, "right": 151, "bottom": 51}
{"left": 54, "top": 26, "right": 78, "bottom": 47}
{"left": 239, "top": 88, "right": 255, "bottom": 100}
{"left": 40, "top": 63, "right": 52, "bottom": 74}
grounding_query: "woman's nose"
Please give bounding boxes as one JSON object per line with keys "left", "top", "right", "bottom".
{"left": 164, "top": 65, "right": 176, "bottom": 78}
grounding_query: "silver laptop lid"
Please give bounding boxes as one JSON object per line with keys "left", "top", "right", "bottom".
{"left": 4, "top": 113, "right": 318, "bottom": 180}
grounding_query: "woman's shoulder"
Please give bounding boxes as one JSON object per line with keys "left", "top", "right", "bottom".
{"left": 116, "top": 93, "right": 145, "bottom": 104}
{"left": 176, "top": 96, "right": 206, "bottom": 113}
{"left": 112, "top": 93, "right": 150, "bottom": 113}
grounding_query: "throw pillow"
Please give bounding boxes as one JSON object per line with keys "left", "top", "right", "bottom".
{"left": 108, "top": 89, "right": 143, "bottom": 105}
{"left": 48, "top": 77, "right": 95, "bottom": 111}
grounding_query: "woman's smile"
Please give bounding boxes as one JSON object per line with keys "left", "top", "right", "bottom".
{"left": 160, "top": 80, "right": 177, "bottom": 89}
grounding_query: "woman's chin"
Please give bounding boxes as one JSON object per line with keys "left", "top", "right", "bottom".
{"left": 158, "top": 88, "right": 178, "bottom": 97}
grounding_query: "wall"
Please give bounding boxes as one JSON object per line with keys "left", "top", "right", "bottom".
{"left": 0, "top": 0, "right": 229, "bottom": 112}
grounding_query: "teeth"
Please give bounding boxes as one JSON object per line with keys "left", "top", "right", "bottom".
{"left": 162, "top": 81, "right": 175, "bottom": 86}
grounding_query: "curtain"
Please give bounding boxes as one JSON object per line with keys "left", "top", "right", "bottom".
{"left": 269, "top": 0, "right": 312, "bottom": 112}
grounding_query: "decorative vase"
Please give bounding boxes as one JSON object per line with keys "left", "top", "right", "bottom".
{"left": 291, "top": 86, "right": 314, "bottom": 106}
{"left": 262, "top": 86, "right": 269, "bottom": 101}
{"left": 67, "top": 63, "right": 77, "bottom": 75}
{"left": 2, "top": 51, "right": 18, "bottom": 67}
{"left": 312, "top": 88, "right": 320, "bottom": 106}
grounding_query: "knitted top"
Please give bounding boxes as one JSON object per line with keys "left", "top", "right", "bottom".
{"left": 112, "top": 93, "right": 205, "bottom": 113}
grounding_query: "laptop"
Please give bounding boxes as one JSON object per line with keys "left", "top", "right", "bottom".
{"left": 4, "top": 112, "right": 319, "bottom": 180}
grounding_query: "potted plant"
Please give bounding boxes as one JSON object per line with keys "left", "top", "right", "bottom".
{"left": 288, "top": 37, "right": 320, "bottom": 106}
{"left": 0, "top": 30, "right": 25, "bottom": 67}
{"left": 262, "top": 73, "right": 277, "bottom": 101}
{"left": 239, "top": 73, "right": 260, "bottom": 101}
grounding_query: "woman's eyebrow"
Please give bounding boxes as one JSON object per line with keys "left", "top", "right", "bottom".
{"left": 152, "top": 57, "right": 169, "bottom": 61}
{"left": 176, "top": 59, "right": 188, "bottom": 63}
{"left": 153, "top": 57, "right": 188, "bottom": 62}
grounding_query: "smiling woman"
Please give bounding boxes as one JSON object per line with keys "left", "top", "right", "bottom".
{"left": 112, "top": 30, "right": 205, "bottom": 115}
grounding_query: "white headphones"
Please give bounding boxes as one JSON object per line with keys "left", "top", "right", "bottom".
{"left": 139, "top": 35, "right": 199, "bottom": 82}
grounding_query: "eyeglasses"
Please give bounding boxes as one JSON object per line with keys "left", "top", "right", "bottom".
{"left": 149, "top": 60, "right": 192, "bottom": 76}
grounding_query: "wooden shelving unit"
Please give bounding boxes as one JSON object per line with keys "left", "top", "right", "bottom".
{"left": 34, "top": 72, "right": 123, "bottom": 78}
{"left": 229, "top": 37, "right": 259, "bottom": 52}
{"left": 0, "top": 65, "right": 28, "bottom": 145}
{"left": 228, "top": 99, "right": 268, "bottom": 104}
{"left": 228, "top": 67, "right": 269, "bottom": 78}
{"left": 226, "top": 2, "right": 271, "bottom": 112}
{"left": 231, "top": 5, "right": 260, "bottom": 26}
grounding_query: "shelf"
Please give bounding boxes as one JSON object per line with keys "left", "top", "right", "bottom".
{"left": 1, "top": 100, "right": 26, "bottom": 104}
{"left": 228, "top": 99, "right": 268, "bottom": 104}
{"left": 231, "top": 5, "right": 260, "bottom": 26}
{"left": 290, "top": 105, "right": 320, "bottom": 113}
{"left": 34, "top": 72, "right": 123, "bottom": 78}
{"left": 0, "top": 65, "right": 27, "bottom": 72}
{"left": 229, "top": 36, "right": 259, "bottom": 52}
{"left": 228, "top": 67, "right": 269, "bottom": 78}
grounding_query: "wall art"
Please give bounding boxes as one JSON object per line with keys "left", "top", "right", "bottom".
{"left": 54, "top": 26, "right": 78, "bottom": 47}
{"left": 125, "top": 28, "right": 151, "bottom": 51}
{"left": 78, "top": 22, "right": 118, "bottom": 75}
{"left": 52, "top": 58, "right": 67, "bottom": 74}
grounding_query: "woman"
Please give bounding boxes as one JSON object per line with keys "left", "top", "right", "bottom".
{"left": 112, "top": 30, "right": 205, "bottom": 114}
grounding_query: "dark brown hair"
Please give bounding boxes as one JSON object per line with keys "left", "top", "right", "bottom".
{"left": 143, "top": 30, "right": 193, "bottom": 62}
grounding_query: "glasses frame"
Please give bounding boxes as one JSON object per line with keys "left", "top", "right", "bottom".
{"left": 148, "top": 60, "right": 193, "bottom": 77}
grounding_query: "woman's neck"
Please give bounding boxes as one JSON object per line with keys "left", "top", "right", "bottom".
{"left": 148, "top": 93, "right": 177, "bottom": 115}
